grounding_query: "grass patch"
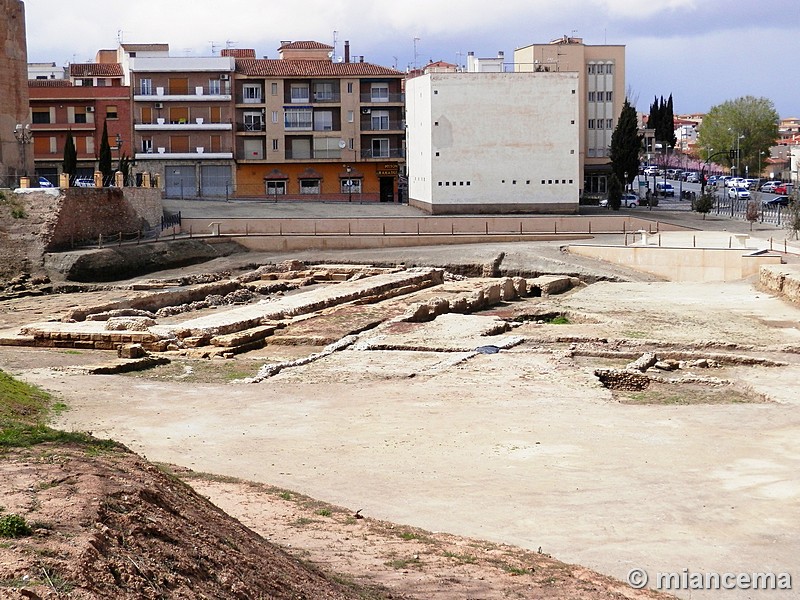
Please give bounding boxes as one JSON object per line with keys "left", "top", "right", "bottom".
{"left": 290, "top": 517, "right": 316, "bottom": 527}
{"left": 278, "top": 491, "right": 292, "bottom": 501}
{"left": 501, "top": 563, "right": 533, "bottom": 576}
{"left": 443, "top": 550, "right": 477, "bottom": 564}
{"left": 548, "top": 315, "right": 570, "bottom": 325}
{"left": 315, "top": 508, "right": 332, "bottom": 517}
{"left": 0, "top": 514, "right": 32, "bottom": 538}
{"left": 0, "top": 369, "right": 118, "bottom": 451}
{"left": 617, "top": 383, "right": 765, "bottom": 405}
{"left": 385, "top": 556, "right": 422, "bottom": 570}
{"left": 621, "top": 330, "right": 648, "bottom": 339}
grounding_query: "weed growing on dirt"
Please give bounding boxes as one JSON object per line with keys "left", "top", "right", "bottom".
{"left": 279, "top": 491, "right": 292, "bottom": 501}
{"left": 0, "top": 514, "right": 32, "bottom": 538}
{"left": 443, "top": 551, "right": 477, "bottom": 564}
{"left": 548, "top": 316, "right": 570, "bottom": 325}
{"left": 385, "top": 556, "right": 422, "bottom": 570}
{"left": 315, "top": 508, "right": 332, "bottom": 517}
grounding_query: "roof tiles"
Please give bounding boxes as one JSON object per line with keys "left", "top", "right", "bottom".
{"left": 236, "top": 59, "right": 402, "bottom": 77}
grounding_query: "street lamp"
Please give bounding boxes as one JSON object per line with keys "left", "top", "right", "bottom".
{"left": 115, "top": 133, "right": 124, "bottom": 161}
{"left": 759, "top": 151, "right": 766, "bottom": 181}
{"left": 13, "top": 123, "right": 33, "bottom": 179}
{"left": 344, "top": 165, "right": 353, "bottom": 203}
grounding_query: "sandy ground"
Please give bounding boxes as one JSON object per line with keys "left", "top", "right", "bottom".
{"left": 3, "top": 266, "right": 799, "bottom": 599}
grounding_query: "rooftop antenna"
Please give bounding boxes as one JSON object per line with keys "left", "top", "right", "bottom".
{"left": 116, "top": 29, "right": 125, "bottom": 45}
{"left": 413, "top": 36, "right": 420, "bottom": 69}
{"left": 456, "top": 50, "right": 463, "bottom": 70}
{"left": 210, "top": 41, "right": 221, "bottom": 55}
{"left": 333, "top": 30, "right": 338, "bottom": 60}
{"left": 392, "top": 56, "right": 398, "bottom": 69}
{"left": 225, "top": 40, "right": 237, "bottom": 49}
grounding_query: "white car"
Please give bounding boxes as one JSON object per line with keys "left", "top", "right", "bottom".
{"left": 760, "top": 181, "right": 782, "bottom": 193}
{"left": 37, "top": 177, "right": 54, "bottom": 188}
{"left": 684, "top": 172, "right": 699, "bottom": 183}
{"left": 73, "top": 177, "right": 95, "bottom": 188}
{"left": 727, "top": 186, "right": 750, "bottom": 200}
{"left": 622, "top": 193, "right": 639, "bottom": 207}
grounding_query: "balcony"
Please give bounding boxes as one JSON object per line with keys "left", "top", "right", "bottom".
{"left": 237, "top": 122, "right": 266, "bottom": 132}
{"left": 285, "top": 148, "right": 343, "bottom": 160}
{"left": 360, "top": 92, "right": 404, "bottom": 103}
{"left": 236, "top": 94, "right": 264, "bottom": 105}
{"left": 134, "top": 86, "right": 231, "bottom": 102}
{"left": 361, "top": 120, "right": 405, "bottom": 132}
{"left": 135, "top": 148, "right": 233, "bottom": 160}
{"left": 134, "top": 120, "right": 232, "bottom": 131}
{"left": 312, "top": 92, "right": 341, "bottom": 103}
{"left": 360, "top": 147, "right": 405, "bottom": 159}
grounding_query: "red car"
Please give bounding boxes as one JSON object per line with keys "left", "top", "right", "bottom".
{"left": 774, "top": 183, "right": 793, "bottom": 195}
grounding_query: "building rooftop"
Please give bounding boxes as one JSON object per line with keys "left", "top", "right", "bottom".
{"left": 235, "top": 58, "right": 402, "bottom": 77}
{"left": 69, "top": 63, "right": 124, "bottom": 78}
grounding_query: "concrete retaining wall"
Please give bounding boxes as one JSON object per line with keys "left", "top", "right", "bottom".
{"left": 567, "top": 245, "right": 783, "bottom": 282}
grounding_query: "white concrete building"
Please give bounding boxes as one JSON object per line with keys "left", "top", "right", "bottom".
{"left": 405, "top": 72, "right": 580, "bottom": 214}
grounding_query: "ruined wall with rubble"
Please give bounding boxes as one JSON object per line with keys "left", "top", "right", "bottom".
{"left": 760, "top": 264, "right": 800, "bottom": 304}
{"left": 0, "top": 187, "right": 164, "bottom": 287}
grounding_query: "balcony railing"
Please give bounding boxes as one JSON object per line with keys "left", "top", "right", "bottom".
{"left": 361, "top": 120, "right": 405, "bottom": 132}
{"left": 359, "top": 93, "right": 404, "bottom": 103}
{"left": 236, "top": 94, "right": 264, "bottom": 104}
{"left": 285, "top": 149, "right": 343, "bottom": 160}
{"left": 360, "top": 148, "right": 405, "bottom": 159}
{"left": 139, "top": 85, "right": 229, "bottom": 97}
{"left": 312, "top": 92, "right": 341, "bottom": 103}
{"left": 237, "top": 122, "right": 266, "bottom": 132}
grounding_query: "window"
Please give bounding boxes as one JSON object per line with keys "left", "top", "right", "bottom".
{"left": 587, "top": 64, "right": 596, "bottom": 75}
{"left": 266, "top": 180, "right": 286, "bottom": 195}
{"left": 32, "top": 110, "right": 50, "bottom": 124}
{"left": 299, "top": 179, "right": 320, "bottom": 194}
{"left": 284, "top": 107, "right": 312, "bottom": 130}
{"left": 605, "top": 91, "right": 613, "bottom": 102}
{"left": 271, "top": 82, "right": 278, "bottom": 95}
{"left": 290, "top": 83, "right": 310, "bottom": 103}
{"left": 347, "top": 82, "right": 353, "bottom": 94}
{"left": 588, "top": 91, "right": 595, "bottom": 102}
{"left": 140, "top": 78, "right": 152, "bottom": 95}
{"left": 74, "top": 110, "right": 87, "bottom": 124}
{"left": 243, "top": 83, "right": 262, "bottom": 103}
{"left": 597, "top": 120, "right": 604, "bottom": 130}
{"left": 347, "top": 110, "right": 354, "bottom": 123}
{"left": 371, "top": 83, "right": 389, "bottom": 102}
{"left": 348, "top": 138, "right": 354, "bottom": 150}
{"left": 272, "top": 139, "right": 278, "bottom": 151}
{"left": 208, "top": 79, "right": 221, "bottom": 95}
{"left": 605, "top": 64, "right": 614, "bottom": 74}
{"left": 142, "top": 137, "right": 153, "bottom": 153}
{"left": 141, "top": 107, "right": 152, "bottom": 124}
{"left": 271, "top": 111, "right": 278, "bottom": 123}
{"left": 588, "top": 119, "right": 595, "bottom": 129}
{"left": 243, "top": 112, "right": 264, "bottom": 131}
{"left": 371, "top": 110, "right": 389, "bottom": 130}
{"left": 371, "top": 138, "right": 389, "bottom": 158}
{"left": 106, "top": 105, "right": 118, "bottom": 119}
{"left": 341, "top": 178, "right": 362, "bottom": 194}
{"left": 606, "top": 118, "right": 613, "bottom": 129}
{"left": 170, "top": 135, "right": 190, "bottom": 153}
{"left": 314, "top": 82, "right": 334, "bottom": 101}
{"left": 210, "top": 135, "right": 221, "bottom": 152}
{"left": 210, "top": 106, "right": 221, "bottom": 123}
{"left": 314, "top": 110, "right": 333, "bottom": 131}
{"left": 313, "top": 137, "right": 341, "bottom": 158}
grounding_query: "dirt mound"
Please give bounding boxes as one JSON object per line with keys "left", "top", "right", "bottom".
{"left": 0, "top": 442, "right": 367, "bottom": 599}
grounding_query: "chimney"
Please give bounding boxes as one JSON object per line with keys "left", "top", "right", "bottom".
{"left": 344, "top": 40, "right": 350, "bottom": 63}
{"left": 498, "top": 51, "right": 504, "bottom": 59}
{"left": 359, "top": 55, "right": 364, "bottom": 63}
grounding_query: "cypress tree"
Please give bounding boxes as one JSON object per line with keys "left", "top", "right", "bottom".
{"left": 610, "top": 98, "right": 643, "bottom": 191}
{"left": 62, "top": 131, "right": 77, "bottom": 179}
{"left": 98, "top": 120, "right": 113, "bottom": 185}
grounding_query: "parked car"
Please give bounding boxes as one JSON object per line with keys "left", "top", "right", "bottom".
{"left": 684, "top": 172, "right": 699, "bottom": 183}
{"left": 37, "top": 176, "right": 54, "bottom": 188}
{"left": 727, "top": 186, "right": 750, "bottom": 200}
{"left": 643, "top": 166, "right": 660, "bottom": 176}
{"left": 760, "top": 180, "right": 782, "bottom": 193}
{"left": 762, "top": 196, "right": 791, "bottom": 207}
{"left": 742, "top": 179, "right": 757, "bottom": 189}
{"left": 774, "top": 183, "right": 794, "bottom": 195}
{"left": 655, "top": 182, "right": 674, "bottom": 197}
{"left": 706, "top": 175, "right": 719, "bottom": 186}
{"left": 73, "top": 177, "right": 95, "bottom": 188}
{"left": 622, "top": 193, "right": 639, "bottom": 207}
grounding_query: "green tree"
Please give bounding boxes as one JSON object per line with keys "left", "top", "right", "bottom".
{"left": 98, "top": 120, "right": 113, "bottom": 185}
{"left": 694, "top": 189, "right": 715, "bottom": 219}
{"left": 610, "top": 98, "right": 643, "bottom": 191}
{"left": 607, "top": 173, "right": 623, "bottom": 211}
{"left": 62, "top": 131, "right": 77, "bottom": 179}
{"left": 786, "top": 187, "right": 800, "bottom": 240}
{"left": 696, "top": 96, "right": 779, "bottom": 177}
{"left": 648, "top": 95, "right": 676, "bottom": 150}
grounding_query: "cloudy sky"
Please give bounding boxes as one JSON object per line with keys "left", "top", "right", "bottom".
{"left": 22, "top": 0, "right": 800, "bottom": 117}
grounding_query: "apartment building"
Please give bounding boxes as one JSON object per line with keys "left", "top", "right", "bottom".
{"left": 27, "top": 57, "right": 130, "bottom": 183}
{"left": 122, "top": 46, "right": 236, "bottom": 198}
{"left": 405, "top": 71, "right": 579, "bottom": 214}
{"left": 514, "top": 36, "right": 625, "bottom": 199}
{"left": 231, "top": 41, "right": 405, "bottom": 202}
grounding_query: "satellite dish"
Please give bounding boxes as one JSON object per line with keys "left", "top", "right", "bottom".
{"left": 338, "top": 140, "right": 346, "bottom": 149}
{"left": 327, "top": 51, "right": 334, "bottom": 58}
